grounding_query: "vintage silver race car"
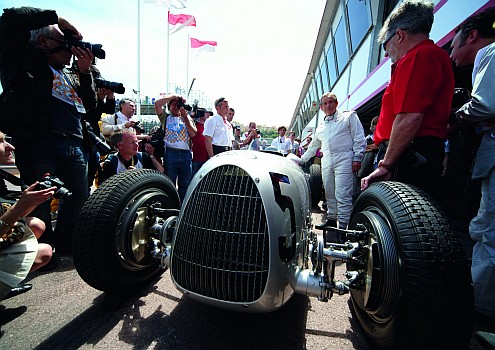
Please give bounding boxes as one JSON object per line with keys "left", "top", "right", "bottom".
{"left": 73, "top": 150, "right": 472, "bottom": 349}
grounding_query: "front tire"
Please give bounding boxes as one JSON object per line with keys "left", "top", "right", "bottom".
{"left": 73, "top": 170, "right": 180, "bottom": 292}
{"left": 347, "top": 181, "right": 472, "bottom": 349}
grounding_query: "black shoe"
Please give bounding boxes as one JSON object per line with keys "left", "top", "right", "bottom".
{"left": 37, "top": 254, "right": 60, "bottom": 272}
{"left": 3, "top": 284, "right": 32, "bottom": 300}
{"left": 476, "top": 331, "right": 495, "bottom": 350}
{"left": 315, "top": 219, "right": 337, "bottom": 230}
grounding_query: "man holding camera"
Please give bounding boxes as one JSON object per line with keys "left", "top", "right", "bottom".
{"left": 154, "top": 94, "right": 197, "bottom": 203}
{"left": 0, "top": 6, "right": 97, "bottom": 254}
{"left": 101, "top": 98, "right": 150, "bottom": 145}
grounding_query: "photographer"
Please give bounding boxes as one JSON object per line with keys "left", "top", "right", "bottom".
{"left": 0, "top": 7, "right": 97, "bottom": 254}
{"left": 101, "top": 98, "right": 150, "bottom": 146}
{"left": 99, "top": 129, "right": 163, "bottom": 184}
{"left": 154, "top": 94, "right": 197, "bottom": 203}
{"left": 1, "top": 131, "right": 54, "bottom": 301}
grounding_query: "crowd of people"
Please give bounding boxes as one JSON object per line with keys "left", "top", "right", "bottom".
{"left": 0, "top": 2, "right": 494, "bottom": 347}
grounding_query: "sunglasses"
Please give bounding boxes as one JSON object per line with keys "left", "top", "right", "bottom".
{"left": 382, "top": 32, "right": 397, "bottom": 51}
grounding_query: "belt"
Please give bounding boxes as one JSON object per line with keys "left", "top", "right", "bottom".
{"left": 213, "top": 145, "right": 231, "bottom": 151}
{"left": 166, "top": 146, "right": 190, "bottom": 152}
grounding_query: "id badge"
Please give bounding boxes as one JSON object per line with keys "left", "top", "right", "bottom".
{"left": 74, "top": 100, "right": 86, "bottom": 114}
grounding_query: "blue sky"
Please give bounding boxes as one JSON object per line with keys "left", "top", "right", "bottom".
{"left": 0, "top": 0, "right": 325, "bottom": 127}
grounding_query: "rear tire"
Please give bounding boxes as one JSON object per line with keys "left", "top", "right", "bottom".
{"left": 309, "top": 163, "right": 322, "bottom": 207}
{"left": 73, "top": 169, "right": 180, "bottom": 292}
{"left": 347, "top": 181, "right": 473, "bottom": 349}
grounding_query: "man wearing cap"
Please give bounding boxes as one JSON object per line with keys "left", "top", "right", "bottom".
{"left": 204, "top": 97, "right": 232, "bottom": 157}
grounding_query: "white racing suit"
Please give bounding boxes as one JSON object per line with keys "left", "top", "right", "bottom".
{"left": 301, "top": 110, "right": 366, "bottom": 228}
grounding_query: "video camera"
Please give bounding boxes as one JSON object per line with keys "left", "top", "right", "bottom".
{"left": 64, "top": 31, "right": 106, "bottom": 59}
{"left": 95, "top": 78, "right": 125, "bottom": 94}
{"left": 176, "top": 97, "right": 210, "bottom": 119}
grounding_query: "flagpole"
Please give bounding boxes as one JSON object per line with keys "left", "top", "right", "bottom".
{"left": 167, "top": 9, "right": 170, "bottom": 94}
{"left": 137, "top": 0, "right": 141, "bottom": 118}
{"left": 186, "top": 34, "right": 189, "bottom": 98}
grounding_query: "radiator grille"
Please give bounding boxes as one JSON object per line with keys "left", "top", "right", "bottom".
{"left": 172, "top": 165, "right": 269, "bottom": 303}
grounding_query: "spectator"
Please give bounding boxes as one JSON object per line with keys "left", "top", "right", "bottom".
{"left": 271, "top": 126, "right": 292, "bottom": 155}
{"left": 361, "top": 0, "right": 455, "bottom": 194}
{"left": 101, "top": 98, "right": 150, "bottom": 144}
{"left": 204, "top": 97, "right": 232, "bottom": 157}
{"left": 359, "top": 116, "right": 380, "bottom": 178}
{"left": 232, "top": 125, "right": 242, "bottom": 150}
{"left": 0, "top": 6, "right": 97, "bottom": 254}
{"left": 240, "top": 122, "right": 258, "bottom": 149}
{"left": 301, "top": 136, "right": 312, "bottom": 150}
{"left": 248, "top": 130, "right": 262, "bottom": 151}
{"left": 99, "top": 129, "right": 163, "bottom": 183}
{"left": 295, "top": 138, "right": 304, "bottom": 156}
{"left": 301, "top": 92, "right": 366, "bottom": 233}
{"left": 287, "top": 131, "right": 301, "bottom": 157}
{"left": 0, "top": 130, "right": 53, "bottom": 301}
{"left": 191, "top": 111, "right": 211, "bottom": 176}
{"left": 365, "top": 116, "right": 379, "bottom": 150}
{"left": 451, "top": 6, "right": 495, "bottom": 324}
{"left": 154, "top": 94, "right": 196, "bottom": 203}
{"left": 226, "top": 107, "right": 235, "bottom": 123}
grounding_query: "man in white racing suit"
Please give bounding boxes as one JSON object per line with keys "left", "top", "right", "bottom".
{"left": 301, "top": 92, "right": 366, "bottom": 232}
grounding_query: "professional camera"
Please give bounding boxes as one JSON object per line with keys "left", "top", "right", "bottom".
{"left": 85, "top": 123, "right": 112, "bottom": 156}
{"left": 256, "top": 129, "right": 261, "bottom": 135}
{"left": 95, "top": 78, "right": 125, "bottom": 94}
{"left": 64, "top": 32, "right": 106, "bottom": 59}
{"left": 133, "top": 121, "right": 146, "bottom": 134}
{"left": 191, "top": 105, "right": 210, "bottom": 120}
{"left": 176, "top": 97, "right": 192, "bottom": 111}
{"left": 35, "top": 175, "right": 72, "bottom": 200}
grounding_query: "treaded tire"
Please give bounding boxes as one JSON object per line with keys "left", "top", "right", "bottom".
{"left": 347, "top": 181, "right": 473, "bottom": 350}
{"left": 73, "top": 169, "right": 180, "bottom": 292}
{"left": 309, "top": 163, "right": 323, "bottom": 207}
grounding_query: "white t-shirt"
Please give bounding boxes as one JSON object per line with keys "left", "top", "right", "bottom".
{"left": 203, "top": 114, "right": 231, "bottom": 147}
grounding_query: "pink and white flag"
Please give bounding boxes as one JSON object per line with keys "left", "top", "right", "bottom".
{"left": 190, "top": 38, "right": 217, "bottom": 53}
{"left": 144, "top": 0, "right": 187, "bottom": 9}
{"left": 168, "top": 13, "right": 196, "bottom": 34}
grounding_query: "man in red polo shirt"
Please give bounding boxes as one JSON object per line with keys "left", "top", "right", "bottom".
{"left": 361, "top": 0, "right": 454, "bottom": 194}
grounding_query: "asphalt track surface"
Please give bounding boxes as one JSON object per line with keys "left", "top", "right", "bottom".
{"left": 0, "top": 207, "right": 491, "bottom": 350}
